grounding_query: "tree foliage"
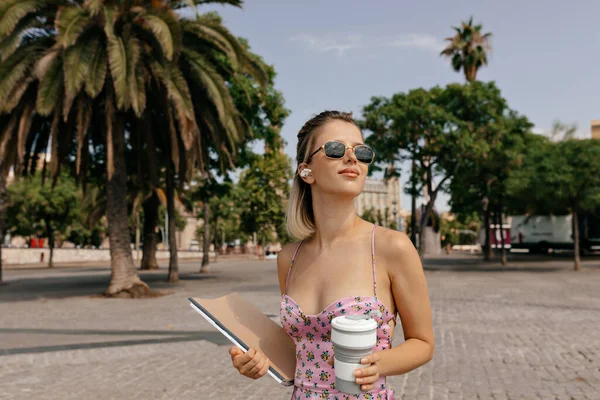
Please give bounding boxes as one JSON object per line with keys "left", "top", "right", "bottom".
{"left": 6, "top": 173, "right": 79, "bottom": 266}
{"left": 440, "top": 16, "right": 492, "bottom": 81}
{"left": 506, "top": 138, "right": 600, "bottom": 270}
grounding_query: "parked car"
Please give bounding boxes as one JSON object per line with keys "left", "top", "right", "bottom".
{"left": 189, "top": 240, "right": 200, "bottom": 251}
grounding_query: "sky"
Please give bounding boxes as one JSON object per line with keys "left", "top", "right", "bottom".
{"left": 197, "top": 0, "right": 600, "bottom": 212}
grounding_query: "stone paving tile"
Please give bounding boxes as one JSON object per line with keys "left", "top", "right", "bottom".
{"left": 0, "top": 257, "right": 599, "bottom": 399}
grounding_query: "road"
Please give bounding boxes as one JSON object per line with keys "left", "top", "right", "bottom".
{"left": 0, "top": 254, "right": 599, "bottom": 399}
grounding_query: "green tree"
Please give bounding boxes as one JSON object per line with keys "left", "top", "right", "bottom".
{"left": 7, "top": 174, "right": 79, "bottom": 267}
{"left": 360, "top": 207, "right": 377, "bottom": 224}
{"left": 440, "top": 16, "right": 492, "bottom": 82}
{"left": 238, "top": 151, "right": 292, "bottom": 250}
{"left": 0, "top": 0, "right": 268, "bottom": 295}
{"left": 549, "top": 120, "right": 577, "bottom": 142}
{"left": 446, "top": 82, "right": 532, "bottom": 262}
{"left": 507, "top": 139, "right": 600, "bottom": 270}
{"left": 363, "top": 86, "right": 471, "bottom": 256}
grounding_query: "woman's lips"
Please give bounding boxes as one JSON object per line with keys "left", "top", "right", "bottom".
{"left": 339, "top": 169, "right": 359, "bottom": 177}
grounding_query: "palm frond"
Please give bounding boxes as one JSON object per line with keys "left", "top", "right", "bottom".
{"left": 84, "top": 0, "right": 103, "bottom": 17}
{"left": 140, "top": 13, "right": 175, "bottom": 61}
{"left": 150, "top": 60, "right": 197, "bottom": 149}
{"left": 35, "top": 49, "right": 64, "bottom": 116}
{"left": 171, "top": 0, "right": 243, "bottom": 10}
{"left": 0, "top": 41, "right": 45, "bottom": 109}
{"left": 76, "top": 96, "right": 92, "bottom": 176}
{"left": 185, "top": 15, "right": 267, "bottom": 85}
{"left": 0, "top": 0, "right": 40, "bottom": 38}
{"left": 16, "top": 102, "right": 34, "bottom": 165}
{"left": 182, "top": 18, "right": 239, "bottom": 67}
{"left": 124, "top": 34, "right": 141, "bottom": 114}
{"left": 451, "top": 53, "right": 462, "bottom": 72}
{"left": 63, "top": 40, "right": 94, "bottom": 119}
{"left": 133, "top": 63, "right": 147, "bottom": 117}
{"left": 55, "top": 6, "right": 91, "bottom": 47}
{"left": 104, "top": 5, "right": 130, "bottom": 110}
{"left": 0, "top": 12, "right": 41, "bottom": 61}
{"left": 0, "top": 113, "right": 17, "bottom": 168}
{"left": 83, "top": 36, "right": 107, "bottom": 97}
{"left": 1, "top": 75, "right": 34, "bottom": 113}
{"left": 183, "top": 48, "right": 241, "bottom": 146}
{"left": 106, "top": 34, "right": 129, "bottom": 109}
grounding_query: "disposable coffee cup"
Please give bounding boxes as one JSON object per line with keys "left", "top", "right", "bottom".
{"left": 331, "top": 315, "right": 377, "bottom": 394}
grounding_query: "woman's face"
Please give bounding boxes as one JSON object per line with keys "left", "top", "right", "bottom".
{"left": 300, "top": 120, "right": 369, "bottom": 199}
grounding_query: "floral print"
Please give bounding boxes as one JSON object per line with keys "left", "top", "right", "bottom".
{"left": 282, "top": 225, "right": 395, "bottom": 399}
{"left": 282, "top": 294, "right": 396, "bottom": 400}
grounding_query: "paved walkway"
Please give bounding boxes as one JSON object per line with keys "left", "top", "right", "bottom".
{"left": 0, "top": 255, "right": 599, "bottom": 399}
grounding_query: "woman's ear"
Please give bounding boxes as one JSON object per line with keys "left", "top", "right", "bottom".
{"left": 298, "top": 164, "right": 315, "bottom": 183}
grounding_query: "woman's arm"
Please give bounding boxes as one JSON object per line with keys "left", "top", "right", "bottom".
{"left": 355, "top": 231, "right": 434, "bottom": 386}
{"left": 377, "top": 231, "right": 434, "bottom": 376}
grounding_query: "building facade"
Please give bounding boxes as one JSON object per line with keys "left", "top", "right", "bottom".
{"left": 353, "top": 175, "right": 404, "bottom": 229}
{"left": 592, "top": 120, "right": 600, "bottom": 140}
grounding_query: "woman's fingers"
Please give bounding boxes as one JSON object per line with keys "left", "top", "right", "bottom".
{"left": 254, "top": 356, "right": 271, "bottom": 379}
{"left": 230, "top": 347, "right": 269, "bottom": 380}
{"left": 356, "top": 371, "right": 380, "bottom": 384}
{"left": 248, "top": 353, "right": 266, "bottom": 376}
{"left": 361, "top": 382, "right": 377, "bottom": 391}
{"left": 239, "top": 348, "right": 263, "bottom": 375}
{"left": 355, "top": 364, "right": 379, "bottom": 378}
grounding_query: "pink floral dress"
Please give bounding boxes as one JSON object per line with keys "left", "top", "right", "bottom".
{"left": 280, "top": 226, "right": 396, "bottom": 399}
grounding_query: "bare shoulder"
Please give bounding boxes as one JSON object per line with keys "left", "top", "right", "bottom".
{"left": 375, "top": 227, "right": 421, "bottom": 277}
{"left": 277, "top": 242, "right": 300, "bottom": 295}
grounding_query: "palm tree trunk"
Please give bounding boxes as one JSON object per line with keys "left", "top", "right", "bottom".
{"left": 212, "top": 208, "right": 219, "bottom": 262}
{"left": 166, "top": 160, "right": 179, "bottom": 283}
{"left": 200, "top": 201, "right": 211, "bottom": 273}
{"left": 483, "top": 208, "right": 491, "bottom": 261}
{"left": 418, "top": 201, "right": 436, "bottom": 257}
{"left": 465, "top": 65, "right": 477, "bottom": 82}
{"left": 498, "top": 205, "right": 507, "bottom": 265}
{"left": 141, "top": 194, "right": 159, "bottom": 270}
{"left": 106, "top": 114, "right": 149, "bottom": 296}
{"left": 573, "top": 211, "right": 580, "bottom": 271}
{"left": 0, "top": 174, "right": 6, "bottom": 284}
{"left": 410, "top": 157, "right": 418, "bottom": 246}
{"left": 45, "top": 219, "right": 54, "bottom": 268}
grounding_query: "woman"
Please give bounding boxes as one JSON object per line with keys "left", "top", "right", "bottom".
{"left": 229, "top": 111, "right": 434, "bottom": 399}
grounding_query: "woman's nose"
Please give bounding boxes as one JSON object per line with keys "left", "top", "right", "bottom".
{"left": 344, "top": 147, "right": 358, "bottom": 163}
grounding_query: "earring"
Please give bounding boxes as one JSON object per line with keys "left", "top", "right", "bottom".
{"left": 300, "top": 169, "right": 312, "bottom": 178}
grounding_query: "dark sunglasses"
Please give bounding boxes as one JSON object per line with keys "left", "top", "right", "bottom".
{"left": 307, "top": 140, "right": 375, "bottom": 164}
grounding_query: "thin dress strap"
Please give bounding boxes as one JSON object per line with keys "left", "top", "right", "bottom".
{"left": 371, "top": 225, "right": 377, "bottom": 297}
{"left": 285, "top": 241, "right": 304, "bottom": 295}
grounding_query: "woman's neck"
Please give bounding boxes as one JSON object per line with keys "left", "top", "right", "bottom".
{"left": 310, "top": 192, "right": 361, "bottom": 249}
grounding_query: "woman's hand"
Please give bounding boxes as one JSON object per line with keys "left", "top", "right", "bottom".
{"left": 229, "top": 347, "right": 271, "bottom": 380}
{"left": 353, "top": 352, "right": 381, "bottom": 391}
{"left": 327, "top": 350, "right": 382, "bottom": 391}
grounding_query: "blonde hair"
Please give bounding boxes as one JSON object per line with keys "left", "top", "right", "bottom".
{"left": 286, "top": 110, "right": 361, "bottom": 240}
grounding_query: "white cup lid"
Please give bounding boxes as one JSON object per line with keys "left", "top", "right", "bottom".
{"left": 331, "top": 315, "right": 377, "bottom": 332}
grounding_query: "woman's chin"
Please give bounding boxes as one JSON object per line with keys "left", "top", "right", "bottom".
{"left": 325, "top": 185, "right": 363, "bottom": 198}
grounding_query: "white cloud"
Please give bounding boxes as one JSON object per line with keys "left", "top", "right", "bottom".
{"left": 290, "top": 32, "right": 443, "bottom": 56}
{"left": 388, "top": 34, "right": 444, "bottom": 53}
{"left": 290, "top": 33, "right": 362, "bottom": 56}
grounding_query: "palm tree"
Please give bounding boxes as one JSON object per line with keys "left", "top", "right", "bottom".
{"left": 440, "top": 16, "right": 492, "bottom": 82}
{"left": 0, "top": 0, "right": 266, "bottom": 293}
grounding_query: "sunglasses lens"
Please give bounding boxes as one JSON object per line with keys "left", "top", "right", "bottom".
{"left": 324, "top": 141, "right": 346, "bottom": 158}
{"left": 355, "top": 145, "right": 374, "bottom": 164}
